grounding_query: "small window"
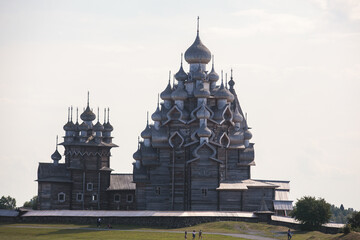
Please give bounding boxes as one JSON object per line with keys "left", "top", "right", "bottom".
{"left": 201, "top": 188, "right": 208, "bottom": 197}
{"left": 92, "top": 193, "right": 98, "bottom": 202}
{"left": 114, "top": 194, "right": 121, "bottom": 203}
{"left": 155, "top": 186, "right": 161, "bottom": 195}
{"left": 87, "top": 183, "right": 93, "bottom": 191}
{"left": 76, "top": 193, "right": 83, "bottom": 202}
{"left": 58, "top": 192, "right": 66, "bottom": 202}
{"left": 127, "top": 194, "right": 133, "bottom": 203}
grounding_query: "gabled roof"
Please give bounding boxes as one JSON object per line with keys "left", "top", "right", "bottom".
{"left": 107, "top": 174, "right": 135, "bottom": 191}
{"left": 217, "top": 179, "right": 279, "bottom": 191}
{"left": 37, "top": 163, "right": 71, "bottom": 183}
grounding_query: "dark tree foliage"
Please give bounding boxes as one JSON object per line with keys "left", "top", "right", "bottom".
{"left": 348, "top": 212, "right": 360, "bottom": 232}
{"left": 0, "top": 196, "right": 16, "bottom": 209}
{"left": 291, "top": 196, "right": 331, "bottom": 230}
{"left": 23, "top": 196, "right": 38, "bottom": 210}
{"left": 330, "top": 204, "right": 355, "bottom": 224}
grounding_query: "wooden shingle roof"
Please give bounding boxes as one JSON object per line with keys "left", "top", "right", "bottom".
{"left": 107, "top": 174, "right": 135, "bottom": 191}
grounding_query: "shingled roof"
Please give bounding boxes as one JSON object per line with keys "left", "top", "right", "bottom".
{"left": 107, "top": 174, "right": 135, "bottom": 191}
{"left": 37, "top": 163, "right": 71, "bottom": 183}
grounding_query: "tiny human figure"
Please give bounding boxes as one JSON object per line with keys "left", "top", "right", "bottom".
{"left": 199, "top": 229, "right": 202, "bottom": 239}
{"left": 192, "top": 230, "right": 196, "bottom": 240}
{"left": 97, "top": 218, "right": 101, "bottom": 227}
{"left": 287, "top": 228, "right": 292, "bottom": 240}
{"left": 185, "top": 230, "right": 187, "bottom": 239}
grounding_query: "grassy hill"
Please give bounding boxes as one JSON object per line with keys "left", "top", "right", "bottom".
{"left": 0, "top": 221, "right": 359, "bottom": 240}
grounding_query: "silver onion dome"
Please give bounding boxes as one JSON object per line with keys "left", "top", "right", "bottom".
{"left": 208, "top": 63, "right": 219, "bottom": 82}
{"left": 174, "top": 59, "right": 188, "bottom": 82}
{"left": 93, "top": 121, "right": 104, "bottom": 131}
{"left": 171, "top": 84, "right": 187, "bottom": 101}
{"left": 244, "top": 129, "right": 253, "bottom": 140}
{"left": 103, "top": 122, "right": 113, "bottom": 132}
{"left": 80, "top": 106, "right": 96, "bottom": 122}
{"left": 141, "top": 124, "right": 152, "bottom": 139}
{"left": 160, "top": 81, "right": 173, "bottom": 100}
{"left": 192, "top": 64, "right": 206, "bottom": 81}
{"left": 233, "top": 108, "right": 243, "bottom": 123}
{"left": 133, "top": 148, "right": 142, "bottom": 161}
{"left": 151, "top": 106, "right": 162, "bottom": 122}
{"left": 63, "top": 121, "right": 76, "bottom": 131}
{"left": 79, "top": 122, "right": 89, "bottom": 131}
{"left": 214, "top": 82, "right": 234, "bottom": 101}
{"left": 184, "top": 33, "right": 211, "bottom": 64}
{"left": 51, "top": 149, "right": 62, "bottom": 161}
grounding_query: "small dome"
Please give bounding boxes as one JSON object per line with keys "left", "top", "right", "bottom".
{"left": 197, "top": 123, "right": 212, "bottom": 138}
{"left": 192, "top": 64, "right": 206, "bottom": 81}
{"left": 244, "top": 129, "right": 253, "bottom": 140}
{"left": 79, "top": 122, "right": 89, "bottom": 131}
{"left": 174, "top": 64, "right": 188, "bottom": 81}
{"left": 194, "top": 83, "right": 210, "bottom": 98}
{"left": 160, "top": 81, "right": 173, "bottom": 100}
{"left": 184, "top": 34, "right": 211, "bottom": 64}
{"left": 233, "top": 108, "right": 243, "bottom": 123}
{"left": 133, "top": 148, "right": 142, "bottom": 161}
{"left": 51, "top": 149, "right": 62, "bottom": 161}
{"left": 93, "top": 121, "right": 104, "bottom": 131}
{"left": 141, "top": 124, "right": 152, "bottom": 139}
{"left": 103, "top": 122, "right": 113, "bottom": 132}
{"left": 171, "top": 84, "right": 187, "bottom": 101}
{"left": 196, "top": 104, "right": 210, "bottom": 119}
{"left": 208, "top": 65, "right": 219, "bottom": 82}
{"left": 151, "top": 106, "right": 162, "bottom": 122}
{"left": 214, "top": 82, "right": 234, "bottom": 101}
{"left": 63, "top": 121, "right": 76, "bottom": 131}
{"left": 80, "top": 106, "right": 96, "bottom": 122}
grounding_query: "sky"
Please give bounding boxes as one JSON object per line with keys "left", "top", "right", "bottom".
{"left": 0, "top": 0, "right": 359, "bottom": 211}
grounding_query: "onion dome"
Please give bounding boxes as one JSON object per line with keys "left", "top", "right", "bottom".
{"left": 51, "top": 149, "right": 62, "bottom": 161}
{"left": 103, "top": 122, "right": 113, "bottom": 132}
{"left": 194, "top": 83, "right": 210, "bottom": 98}
{"left": 197, "top": 123, "right": 212, "bottom": 138}
{"left": 171, "top": 84, "right": 187, "bottom": 101}
{"left": 244, "top": 129, "right": 253, "bottom": 140}
{"left": 79, "top": 122, "right": 89, "bottom": 131}
{"left": 184, "top": 32, "right": 211, "bottom": 64}
{"left": 93, "top": 121, "right": 104, "bottom": 131}
{"left": 208, "top": 60, "right": 219, "bottom": 82}
{"left": 80, "top": 106, "right": 96, "bottom": 122}
{"left": 160, "top": 80, "right": 173, "bottom": 101}
{"left": 141, "top": 124, "right": 152, "bottom": 139}
{"left": 196, "top": 104, "right": 210, "bottom": 119}
{"left": 192, "top": 64, "right": 206, "bottom": 81}
{"left": 214, "top": 81, "right": 234, "bottom": 101}
{"left": 233, "top": 108, "right": 244, "bottom": 123}
{"left": 174, "top": 55, "right": 188, "bottom": 81}
{"left": 63, "top": 121, "right": 76, "bottom": 131}
{"left": 151, "top": 106, "right": 162, "bottom": 122}
{"left": 133, "top": 148, "right": 142, "bottom": 161}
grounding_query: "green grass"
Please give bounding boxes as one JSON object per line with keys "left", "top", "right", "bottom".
{"left": 0, "top": 221, "right": 350, "bottom": 240}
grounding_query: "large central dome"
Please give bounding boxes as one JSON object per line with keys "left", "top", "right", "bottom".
{"left": 184, "top": 32, "right": 211, "bottom": 64}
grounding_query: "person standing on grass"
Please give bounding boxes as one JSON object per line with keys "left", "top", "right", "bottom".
{"left": 192, "top": 230, "right": 196, "bottom": 240}
{"left": 199, "top": 229, "right": 202, "bottom": 239}
{"left": 184, "top": 230, "right": 187, "bottom": 239}
{"left": 97, "top": 218, "right": 101, "bottom": 227}
{"left": 287, "top": 228, "right": 292, "bottom": 240}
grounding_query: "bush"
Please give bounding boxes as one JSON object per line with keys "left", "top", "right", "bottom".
{"left": 23, "top": 196, "right": 38, "bottom": 210}
{"left": 291, "top": 196, "right": 331, "bottom": 230}
{"left": 343, "top": 224, "right": 351, "bottom": 234}
{"left": 348, "top": 212, "right": 360, "bottom": 232}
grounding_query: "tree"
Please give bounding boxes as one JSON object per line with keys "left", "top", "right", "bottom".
{"left": 340, "top": 204, "right": 345, "bottom": 211}
{"left": 348, "top": 212, "right": 360, "bottom": 232}
{"left": 23, "top": 196, "right": 38, "bottom": 210}
{"left": 291, "top": 196, "right": 331, "bottom": 230}
{"left": 0, "top": 196, "right": 16, "bottom": 209}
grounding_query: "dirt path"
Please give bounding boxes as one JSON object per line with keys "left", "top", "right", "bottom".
{"left": 6, "top": 225, "right": 276, "bottom": 240}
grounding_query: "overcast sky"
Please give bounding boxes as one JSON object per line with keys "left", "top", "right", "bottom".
{"left": 0, "top": 0, "right": 359, "bottom": 211}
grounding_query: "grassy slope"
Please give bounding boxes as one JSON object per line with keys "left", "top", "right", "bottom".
{"left": 0, "top": 221, "right": 358, "bottom": 240}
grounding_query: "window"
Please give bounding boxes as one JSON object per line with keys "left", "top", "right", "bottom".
{"left": 58, "top": 192, "right": 66, "bottom": 202}
{"left": 87, "top": 183, "right": 93, "bottom": 191}
{"left": 155, "top": 186, "right": 161, "bottom": 195}
{"left": 201, "top": 188, "right": 208, "bottom": 197}
{"left": 114, "top": 194, "right": 121, "bottom": 203}
{"left": 92, "top": 193, "right": 98, "bottom": 202}
{"left": 127, "top": 194, "right": 133, "bottom": 203}
{"left": 76, "top": 193, "right": 83, "bottom": 202}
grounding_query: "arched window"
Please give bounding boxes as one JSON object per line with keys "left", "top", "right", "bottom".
{"left": 58, "top": 192, "right": 66, "bottom": 202}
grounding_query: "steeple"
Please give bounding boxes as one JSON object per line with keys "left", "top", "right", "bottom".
{"left": 174, "top": 54, "right": 188, "bottom": 82}
{"left": 229, "top": 68, "right": 235, "bottom": 90}
{"left": 51, "top": 135, "right": 62, "bottom": 165}
{"left": 80, "top": 92, "right": 96, "bottom": 122}
{"left": 184, "top": 17, "right": 211, "bottom": 64}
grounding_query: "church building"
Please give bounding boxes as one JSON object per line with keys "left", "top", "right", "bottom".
{"left": 37, "top": 20, "right": 292, "bottom": 215}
